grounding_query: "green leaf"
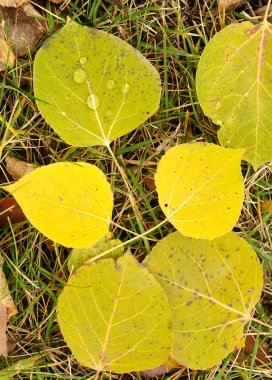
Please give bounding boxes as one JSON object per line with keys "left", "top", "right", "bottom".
{"left": 155, "top": 143, "right": 244, "bottom": 239}
{"left": 68, "top": 232, "right": 124, "bottom": 273}
{"left": 33, "top": 19, "right": 161, "bottom": 147}
{"left": 57, "top": 252, "right": 173, "bottom": 373}
{"left": 2, "top": 162, "right": 113, "bottom": 248}
{"left": 196, "top": 21, "right": 272, "bottom": 169}
{"left": 144, "top": 231, "right": 263, "bottom": 370}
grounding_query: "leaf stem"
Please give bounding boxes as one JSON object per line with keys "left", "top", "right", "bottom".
{"left": 86, "top": 218, "right": 168, "bottom": 264}
{"left": 93, "top": 370, "right": 100, "bottom": 380}
{"left": 106, "top": 143, "right": 153, "bottom": 253}
{"left": 250, "top": 317, "right": 272, "bottom": 330}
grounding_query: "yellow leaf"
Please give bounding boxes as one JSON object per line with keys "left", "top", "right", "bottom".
{"left": 33, "top": 20, "right": 161, "bottom": 147}
{"left": 3, "top": 162, "right": 113, "bottom": 248}
{"left": 196, "top": 21, "right": 272, "bottom": 169}
{"left": 144, "top": 231, "right": 264, "bottom": 369}
{"left": 155, "top": 143, "right": 244, "bottom": 239}
{"left": 58, "top": 252, "right": 173, "bottom": 373}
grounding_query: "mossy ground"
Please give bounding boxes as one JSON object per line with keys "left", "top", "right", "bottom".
{"left": 0, "top": 0, "right": 271, "bottom": 379}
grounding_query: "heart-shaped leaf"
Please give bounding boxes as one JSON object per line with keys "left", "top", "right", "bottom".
{"left": 155, "top": 143, "right": 244, "bottom": 239}
{"left": 3, "top": 162, "right": 113, "bottom": 248}
{"left": 144, "top": 231, "right": 263, "bottom": 369}
{"left": 33, "top": 19, "right": 161, "bottom": 147}
{"left": 196, "top": 21, "right": 272, "bottom": 169}
{"left": 58, "top": 252, "right": 173, "bottom": 373}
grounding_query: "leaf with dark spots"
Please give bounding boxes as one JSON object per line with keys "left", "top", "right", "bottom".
{"left": 155, "top": 143, "right": 244, "bottom": 239}
{"left": 3, "top": 162, "right": 113, "bottom": 248}
{"left": 144, "top": 231, "right": 263, "bottom": 370}
{"left": 57, "top": 252, "right": 173, "bottom": 373}
{"left": 196, "top": 21, "right": 272, "bottom": 169}
{"left": 33, "top": 19, "right": 161, "bottom": 147}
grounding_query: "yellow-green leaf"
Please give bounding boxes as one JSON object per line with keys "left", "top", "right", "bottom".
{"left": 33, "top": 19, "right": 161, "bottom": 147}
{"left": 68, "top": 232, "right": 124, "bottom": 273}
{"left": 155, "top": 143, "right": 244, "bottom": 239}
{"left": 57, "top": 252, "right": 173, "bottom": 373}
{"left": 144, "top": 231, "right": 263, "bottom": 370}
{"left": 196, "top": 21, "right": 272, "bottom": 169}
{"left": 2, "top": 162, "right": 113, "bottom": 248}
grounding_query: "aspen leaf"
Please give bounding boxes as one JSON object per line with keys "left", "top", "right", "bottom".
{"left": 57, "top": 252, "right": 173, "bottom": 373}
{"left": 144, "top": 231, "right": 263, "bottom": 370}
{"left": 196, "top": 21, "right": 272, "bottom": 169}
{"left": 155, "top": 143, "right": 244, "bottom": 239}
{"left": 68, "top": 232, "right": 124, "bottom": 273}
{"left": 2, "top": 162, "right": 113, "bottom": 248}
{"left": 33, "top": 19, "right": 161, "bottom": 147}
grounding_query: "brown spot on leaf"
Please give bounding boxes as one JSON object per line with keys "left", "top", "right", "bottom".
{"left": 245, "top": 24, "right": 262, "bottom": 37}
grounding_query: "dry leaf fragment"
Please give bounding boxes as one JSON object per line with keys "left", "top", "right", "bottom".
{"left": 218, "top": 0, "right": 246, "bottom": 11}
{"left": 0, "top": 2, "right": 47, "bottom": 57}
{"left": 7, "top": 336, "right": 17, "bottom": 353}
{"left": 5, "top": 153, "right": 35, "bottom": 181}
{"left": 0, "top": 0, "right": 28, "bottom": 7}
{"left": 235, "top": 335, "right": 270, "bottom": 365}
{"left": 0, "top": 197, "right": 27, "bottom": 228}
{"left": 140, "top": 364, "right": 174, "bottom": 378}
{"left": 144, "top": 175, "right": 155, "bottom": 190}
{"left": 0, "top": 303, "right": 8, "bottom": 356}
{"left": 261, "top": 200, "right": 272, "bottom": 212}
{"left": 0, "top": 36, "right": 15, "bottom": 69}
{"left": 139, "top": 358, "right": 183, "bottom": 378}
{"left": 0, "top": 254, "right": 17, "bottom": 357}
